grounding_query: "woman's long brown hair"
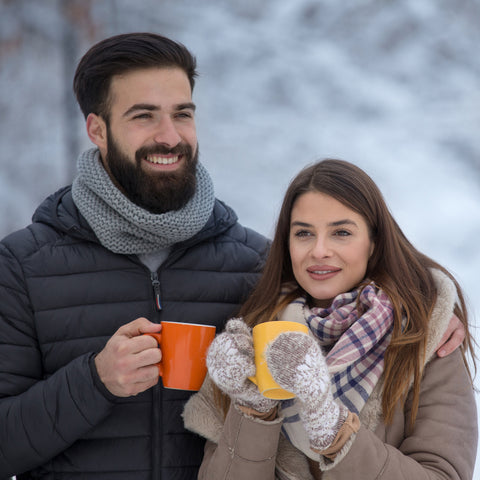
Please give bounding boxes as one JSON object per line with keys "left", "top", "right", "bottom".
{"left": 216, "top": 159, "right": 476, "bottom": 427}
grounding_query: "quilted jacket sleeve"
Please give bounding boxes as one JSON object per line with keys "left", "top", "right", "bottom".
{"left": 0, "top": 242, "right": 115, "bottom": 477}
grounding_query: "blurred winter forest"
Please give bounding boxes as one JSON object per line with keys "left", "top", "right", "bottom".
{"left": 1, "top": 0, "right": 479, "bottom": 236}
{"left": 0, "top": 0, "right": 479, "bottom": 475}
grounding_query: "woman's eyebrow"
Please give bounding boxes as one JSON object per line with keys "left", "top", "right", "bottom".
{"left": 290, "top": 221, "right": 312, "bottom": 228}
{"left": 291, "top": 219, "right": 358, "bottom": 228}
{"left": 328, "top": 219, "right": 357, "bottom": 227}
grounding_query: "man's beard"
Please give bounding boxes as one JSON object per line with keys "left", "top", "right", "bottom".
{"left": 105, "top": 133, "right": 198, "bottom": 214}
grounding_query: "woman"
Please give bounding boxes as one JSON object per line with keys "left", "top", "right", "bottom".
{"left": 183, "top": 159, "right": 477, "bottom": 479}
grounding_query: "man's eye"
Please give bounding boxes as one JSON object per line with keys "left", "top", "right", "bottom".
{"left": 133, "top": 113, "right": 152, "bottom": 120}
{"left": 176, "top": 112, "right": 193, "bottom": 119}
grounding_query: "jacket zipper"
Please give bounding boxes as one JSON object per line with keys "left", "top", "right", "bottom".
{"left": 152, "top": 384, "right": 162, "bottom": 480}
{"left": 150, "top": 272, "right": 162, "bottom": 311}
{"left": 149, "top": 270, "right": 162, "bottom": 478}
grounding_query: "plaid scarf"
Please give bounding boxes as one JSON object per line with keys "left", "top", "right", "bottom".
{"left": 278, "top": 282, "right": 394, "bottom": 459}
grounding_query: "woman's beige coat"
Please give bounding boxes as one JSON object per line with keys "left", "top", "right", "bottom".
{"left": 183, "top": 271, "right": 478, "bottom": 479}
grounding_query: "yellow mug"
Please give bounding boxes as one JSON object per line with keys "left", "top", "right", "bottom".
{"left": 248, "top": 320, "right": 309, "bottom": 399}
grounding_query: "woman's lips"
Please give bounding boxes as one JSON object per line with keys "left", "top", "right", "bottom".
{"left": 307, "top": 265, "right": 341, "bottom": 280}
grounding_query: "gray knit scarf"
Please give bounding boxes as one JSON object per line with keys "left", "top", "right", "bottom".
{"left": 72, "top": 148, "right": 215, "bottom": 254}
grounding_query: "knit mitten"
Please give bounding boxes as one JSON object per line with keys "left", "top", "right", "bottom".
{"left": 266, "top": 331, "right": 349, "bottom": 451}
{"left": 207, "top": 318, "right": 278, "bottom": 413}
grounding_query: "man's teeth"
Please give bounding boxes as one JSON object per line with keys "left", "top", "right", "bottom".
{"left": 146, "top": 155, "right": 179, "bottom": 165}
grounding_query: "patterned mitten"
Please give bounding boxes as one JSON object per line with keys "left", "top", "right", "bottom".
{"left": 207, "top": 318, "right": 278, "bottom": 413}
{"left": 266, "top": 331, "right": 349, "bottom": 451}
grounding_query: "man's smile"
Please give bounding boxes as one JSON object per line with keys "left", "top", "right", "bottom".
{"left": 145, "top": 154, "right": 180, "bottom": 165}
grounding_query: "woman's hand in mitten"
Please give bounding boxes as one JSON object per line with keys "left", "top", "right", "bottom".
{"left": 265, "top": 331, "right": 349, "bottom": 451}
{"left": 206, "top": 318, "right": 278, "bottom": 413}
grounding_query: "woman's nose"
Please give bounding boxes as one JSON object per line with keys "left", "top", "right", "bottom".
{"left": 311, "top": 237, "right": 332, "bottom": 258}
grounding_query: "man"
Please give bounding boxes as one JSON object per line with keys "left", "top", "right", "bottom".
{"left": 0, "top": 32, "right": 464, "bottom": 479}
{"left": 0, "top": 33, "right": 268, "bottom": 479}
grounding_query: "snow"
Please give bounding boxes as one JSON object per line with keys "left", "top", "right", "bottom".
{"left": 1, "top": 0, "right": 479, "bottom": 476}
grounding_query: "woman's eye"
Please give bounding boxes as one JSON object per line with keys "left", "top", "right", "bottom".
{"left": 294, "top": 230, "right": 312, "bottom": 238}
{"left": 334, "top": 229, "right": 351, "bottom": 237}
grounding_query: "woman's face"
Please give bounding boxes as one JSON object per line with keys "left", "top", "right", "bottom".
{"left": 289, "top": 191, "right": 374, "bottom": 308}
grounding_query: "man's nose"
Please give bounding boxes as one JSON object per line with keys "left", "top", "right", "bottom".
{"left": 153, "top": 116, "right": 182, "bottom": 147}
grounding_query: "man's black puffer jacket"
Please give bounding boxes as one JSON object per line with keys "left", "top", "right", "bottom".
{"left": 0, "top": 186, "right": 269, "bottom": 480}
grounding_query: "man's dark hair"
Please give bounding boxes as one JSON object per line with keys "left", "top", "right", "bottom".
{"left": 73, "top": 32, "right": 197, "bottom": 120}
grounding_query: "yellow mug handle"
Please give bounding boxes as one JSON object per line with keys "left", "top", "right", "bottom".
{"left": 248, "top": 375, "right": 258, "bottom": 386}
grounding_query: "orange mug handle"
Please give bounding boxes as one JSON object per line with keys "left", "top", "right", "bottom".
{"left": 143, "top": 332, "right": 163, "bottom": 376}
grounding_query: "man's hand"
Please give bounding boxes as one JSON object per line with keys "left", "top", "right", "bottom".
{"left": 437, "top": 314, "right": 465, "bottom": 357}
{"left": 94, "top": 317, "right": 162, "bottom": 397}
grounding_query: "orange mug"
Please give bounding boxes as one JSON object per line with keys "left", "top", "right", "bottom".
{"left": 145, "top": 321, "right": 216, "bottom": 391}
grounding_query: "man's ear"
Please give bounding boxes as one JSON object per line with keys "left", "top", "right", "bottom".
{"left": 86, "top": 113, "right": 107, "bottom": 151}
